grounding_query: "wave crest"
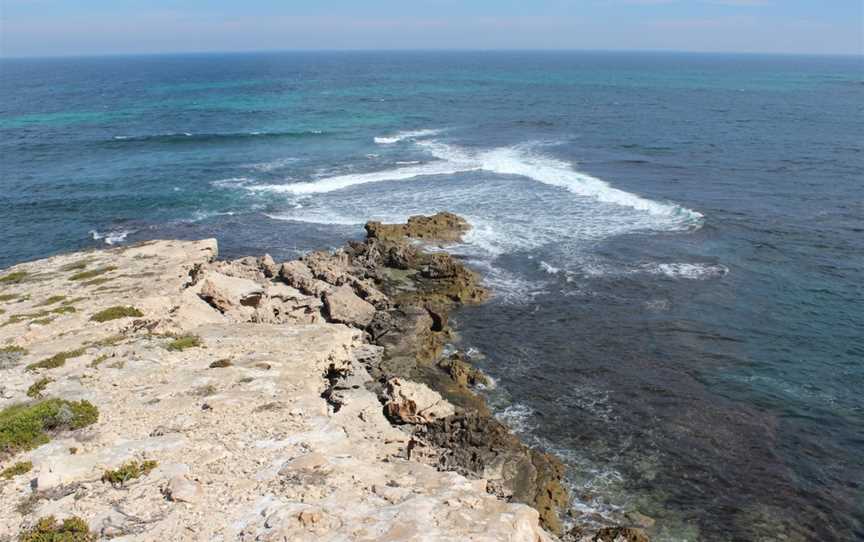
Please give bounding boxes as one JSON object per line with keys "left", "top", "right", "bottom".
{"left": 245, "top": 138, "right": 703, "bottom": 229}
{"left": 374, "top": 129, "right": 442, "bottom": 144}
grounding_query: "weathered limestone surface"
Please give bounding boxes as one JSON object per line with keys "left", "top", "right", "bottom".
{"left": 0, "top": 235, "right": 554, "bottom": 541}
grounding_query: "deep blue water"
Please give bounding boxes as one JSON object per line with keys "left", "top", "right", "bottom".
{"left": 1, "top": 51, "right": 862, "bottom": 541}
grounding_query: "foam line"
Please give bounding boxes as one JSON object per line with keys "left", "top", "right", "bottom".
{"left": 247, "top": 161, "right": 476, "bottom": 195}
{"left": 374, "top": 129, "right": 442, "bottom": 144}
{"left": 246, "top": 138, "right": 703, "bottom": 225}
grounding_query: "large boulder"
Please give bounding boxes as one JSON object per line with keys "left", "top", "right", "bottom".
{"left": 165, "top": 475, "right": 204, "bottom": 504}
{"left": 258, "top": 254, "right": 279, "bottom": 278}
{"left": 279, "top": 261, "right": 332, "bottom": 297}
{"left": 365, "top": 212, "right": 470, "bottom": 244}
{"left": 303, "top": 250, "right": 351, "bottom": 285}
{"left": 323, "top": 285, "right": 376, "bottom": 328}
{"left": 198, "top": 272, "right": 265, "bottom": 314}
{"left": 384, "top": 378, "right": 455, "bottom": 425}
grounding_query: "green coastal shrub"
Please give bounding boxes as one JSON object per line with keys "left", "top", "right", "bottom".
{"left": 0, "top": 345, "right": 27, "bottom": 369}
{"left": 166, "top": 335, "right": 201, "bottom": 351}
{"left": 26, "top": 378, "right": 51, "bottom": 399}
{"left": 1, "top": 345, "right": 27, "bottom": 356}
{"left": 90, "top": 306, "right": 142, "bottom": 323}
{"left": 2, "top": 311, "right": 49, "bottom": 327}
{"left": 1, "top": 460, "right": 32, "bottom": 480}
{"left": 35, "top": 296, "right": 66, "bottom": 307}
{"left": 101, "top": 460, "right": 157, "bottom": 488}
{"left": 30, "top": 318, "right": 54, "bottom": 326}
{"left": 69, "top": 266, "right": 116, "bottom": 281}
{"left": 0, "top": 271, "right": 28, "bottom": 284}
{"left": 26, "top": 348, "right": 86, "bottom": 371}
{"left": 0, "top": 399, "right": 99, "bottom": 459}
{"left": 59, "top": 260, "right": 91, "bottom": 272}
{"left": 18, "top": 516, "right": 96, "bottom": 542}
{"left": 89, "top": 334, "right": 125, "bottom": 347}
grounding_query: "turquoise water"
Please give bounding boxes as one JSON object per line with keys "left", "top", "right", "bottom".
{"left": 1, "top": 51, "right": 862, "bottom": 540}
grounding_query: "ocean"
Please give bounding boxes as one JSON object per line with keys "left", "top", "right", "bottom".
{"left": 0, "top": 51, "right": 861, "bottom": 541}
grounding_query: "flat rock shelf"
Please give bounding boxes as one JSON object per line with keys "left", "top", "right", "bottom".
{"left": 0, "top": 213, "right": 645, "bottom": 542}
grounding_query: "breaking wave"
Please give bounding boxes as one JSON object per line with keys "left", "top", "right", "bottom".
{"left": 247, "top": 161, "right": 475, "bottom": 195}
{"left": 374, "top": 128, "right": 442, "bottom": 144}
{"left": 90, "top": 228, "right": 133, "bottom": 245}
{"left": 245, "top": 139, "right": 703, "bottom": 228}
{"left": 643, "top": 262, "right": 729, "bottom": 279}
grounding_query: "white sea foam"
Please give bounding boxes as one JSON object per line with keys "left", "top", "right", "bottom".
{"left": 476, "top": 146, "right": 703, "bottom": 223}
{"left": 540, "top": 261, "right": 562, "bottom": 275}
{"left": 246, "top": 139, "right": 703, "bottom": 230}
{"left": 495, "top": 404, "right": 536, "bottom": 434}
{"left": 250, "top": 158, "right": 298, "bottom": 172}
{"left": 90, "top": 229, "right": 133, "bottom": 245}
{"left": 189, "top": 210, "right": 237, "bottom": 222}
{"left": 644, "top": 262, "right": 729, "bottom": 279}
{"left": 264, "top": 211, "right": 362, "bottom": 226}
{"left": 247, "top": 160, "right": 475, "bottom": 195}
{"left": 211, "top": 176, "right": 253, "bottom": 188}
{"left": 374, "top": 128, "right": 442, "bottom": 144}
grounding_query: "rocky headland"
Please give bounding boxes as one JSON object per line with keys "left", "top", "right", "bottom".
{"left": 0, "top": 213, "right": 647, "bottom": 542}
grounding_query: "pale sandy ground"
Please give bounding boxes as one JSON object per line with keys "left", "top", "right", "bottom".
{"left": 0, "top": 240, "right": 553, "bottom": 541}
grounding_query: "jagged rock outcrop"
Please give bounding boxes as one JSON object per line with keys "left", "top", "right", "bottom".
{"left": 384, "top": 378, "right": 455, "bottom": 425}
{"left": 365, "top": 212, "right": 470, "bottom": 243}
{"left": 322, "top": 285, "right": 376, "bottom": 328}
{"left": 0, "top": 221, "right": 560, "bottom": 542}
{"left": 420, "top": 413, "right": 570, "bottom": 535}
{"left": 0, "top": 212, "right": 646, "bottom": 541}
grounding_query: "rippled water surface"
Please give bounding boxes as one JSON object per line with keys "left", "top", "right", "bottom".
{"left": 1, "top": 51, "right": 862, "bottom": 541}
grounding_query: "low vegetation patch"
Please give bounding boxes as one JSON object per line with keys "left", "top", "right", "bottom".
{"left": 0, "top": 293, "right": 18, "bottom": 302}
{"left": 0, "top": 271, "right": 28, "bottom": 284}
{"left": 89, "top": 355, "right": 109, "bottom": 369}
{"left": 2, "top": 306, "right": 71, "bottom": 326}
{"left": 59, "top": 259, "right": 91, "bottom": 272}
{"left": 2, "top": 311, "right": 49, "bottom": 327}
{"left": 89, "top": 334, "right": 125, "bottom": 347}
{"left": 35, "top": 296, "right": 66, "bottom": 307}
{"left": 0, "top": 345, "right": 26, "bottom": 355}
{"left": 90, "top": 306, "right": 142, "bottom": 323}
{"left": 1, "top": 460, "right": 32, "bottom": 480}
{"left": 101, "top": 460, "right": 157, "bottom": 488}
{"left": 26, "top": 348, "right": 86, "bottom": 371}
{"left": 69, "top": 266, "right": 116, "bottom": 282}
{"left": 26, "top": 378, "right": 51, "bottom": 399}
{"left": 30, "top": 318, "right": 54, "bottom": 326}
{"left": 0, "top": 345, "right": 28, "bottom": 369}
{"left": 18, "top": 515, "right": 96, "bottom": 542}
{"left": 166, "top": 335, "right": 201, "bottom": 352}
{"left": 0, "top": 399, "right": 99, "bottom": 459}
